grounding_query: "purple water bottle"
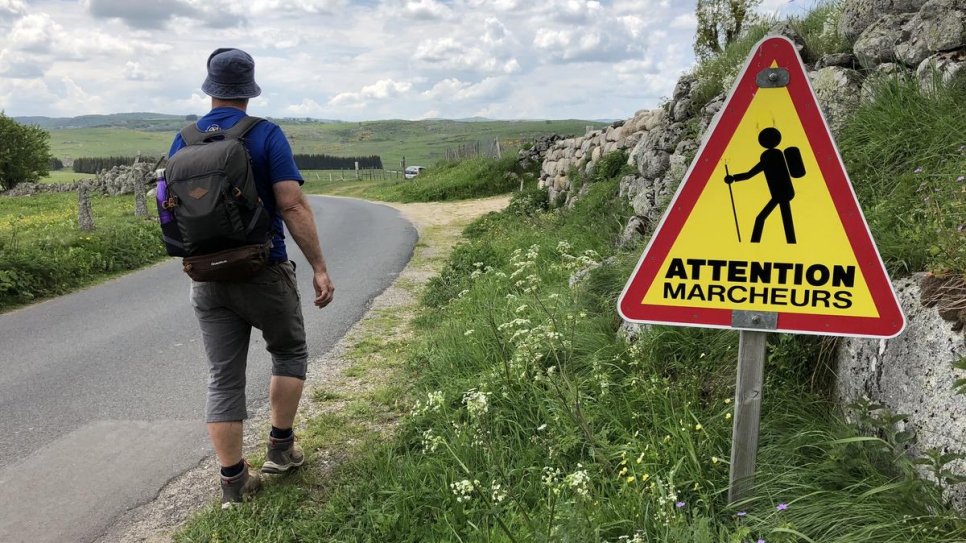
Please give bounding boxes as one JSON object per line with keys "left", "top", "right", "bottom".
{"left": 156, "top": 168, "right": 173, "bottom": 224}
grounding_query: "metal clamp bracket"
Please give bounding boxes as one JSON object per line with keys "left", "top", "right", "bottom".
{"left": 732, "top": 310, "right": 778, "bottom": 330}
{"left": 756, "top": 68, "right": 789, "bottom": 88}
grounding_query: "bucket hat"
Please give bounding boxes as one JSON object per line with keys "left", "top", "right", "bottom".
{"left": 201, "top": 48, "right": 261, "bottom": 100}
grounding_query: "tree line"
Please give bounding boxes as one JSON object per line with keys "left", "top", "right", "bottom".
{"left": 293, "top": 154, "right": 383, "bottom": 170}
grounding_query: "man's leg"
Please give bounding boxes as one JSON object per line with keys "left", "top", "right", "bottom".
{"left": 191, "top": 281, "right": 261, "bottom": 505}
{"left": 270, "top": 376, "right": 304, "bottom": 430}
{"left": 208, "top": 421, "right": 244, "bottom": 468}
{"left": 253, "top": 262, "right": 309, "bottom": 473}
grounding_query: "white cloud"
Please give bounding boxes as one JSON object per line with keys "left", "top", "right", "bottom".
{"left": 0, "top": 48, "right": 48, "bottom": 78}
{"left": 0, "top": 0, "right": 26, "bottom": 21}
{"left": 328, "top": 79, "right": 413, "bottom": 108}
{"left": 401, "top": 0, "right": 451, "bottom": 20}
{"left": 247, "top": 0, "right": 346, "bottom": 15}
{"left": 251, "top": 28, "right": 305, "bottom": 50}
{"left": 536, "top": 0, "right": 603, "bottom": 24}
{"left": 160, "top": 92, "right": 212, "bottom": 115}
{"left": 413, "top": 26, "right": 519, "bottom": 75}
{"left": 422, "top": 76, "right": 510, "bottom": 102}
{"left": 123, "top": 61, "right": 160, "bottom": 81}
{"left": 8, "top": 13, "right": 62, "bottom": 53}
{"left": 84, "top": 0, "right": 197, "bottom": 29}
{"left": 670, "top": 12, "right": 697, "bottom": 30}
{"left": 285, "top": 98, "right": 327, "bottom": 116}
{"left": 0, "top": 0, "right": 806, "bottom": 121}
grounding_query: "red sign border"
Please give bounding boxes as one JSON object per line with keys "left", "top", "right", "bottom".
{"left": 618, "top": 36, "right": 905, "bottom": 338}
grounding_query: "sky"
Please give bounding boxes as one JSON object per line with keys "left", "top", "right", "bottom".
{"left": 0, "top": 0, "right": 803, "bottom": 121}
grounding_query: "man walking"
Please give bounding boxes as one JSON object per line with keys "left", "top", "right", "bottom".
{"left": 169, "top": 47, "right": 335, "bottom": 508}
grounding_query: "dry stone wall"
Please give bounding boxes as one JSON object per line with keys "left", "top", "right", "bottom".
{"left": 536, "top": 0, "right": 966, "bottom": 504}
{"left": 3, "top": 163, "right": 157, "bottom": 198}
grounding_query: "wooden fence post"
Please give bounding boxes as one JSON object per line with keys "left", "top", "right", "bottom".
{"left": 78, "top": 183, "right": 95, "bottom": 232}
{"left": 729, "top": 330, "right": 768, "bottom": 503}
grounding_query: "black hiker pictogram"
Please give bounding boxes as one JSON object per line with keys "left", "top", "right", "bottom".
{"left": 724, "top": 127, "right": 805, "bottom": 244}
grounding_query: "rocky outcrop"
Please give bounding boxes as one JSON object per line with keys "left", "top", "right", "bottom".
{"left": 843, "top": 0, "right": 966, "bottom": 93}
{"left": 838, "top": 0, "right": 929, "bottom": 43}
{"left": 836, "top": 274, "right": 966, "bottom": 507}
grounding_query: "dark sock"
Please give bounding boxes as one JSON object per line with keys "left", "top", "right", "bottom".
{"left": 221, "top": 460, "right": 245, "bottom": 478}
{"left": 270, "top": 426, "right": 293, "bottom": 440}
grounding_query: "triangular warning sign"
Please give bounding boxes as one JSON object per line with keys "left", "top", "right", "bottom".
{"left": 618, "top": 36, "right": 905, "bottom": 338}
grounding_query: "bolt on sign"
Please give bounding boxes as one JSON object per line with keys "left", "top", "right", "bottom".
{"left": 619, "top": 36, "right": 905, "bottom": 339}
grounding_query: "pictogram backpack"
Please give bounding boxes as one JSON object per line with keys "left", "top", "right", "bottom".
{"left": 157, "top": 116, "right": 274, "bottom": 281}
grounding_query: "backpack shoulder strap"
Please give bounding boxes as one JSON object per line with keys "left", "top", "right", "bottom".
{"left": 178, "top": 116, "right": 266, "bottom": 146}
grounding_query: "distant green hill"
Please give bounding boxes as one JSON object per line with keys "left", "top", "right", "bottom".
{"left": 15, "top": 112, "right": 190, "bottom": 130}
{"left": 42, "top": 115, "right": 608, "bottom": 167}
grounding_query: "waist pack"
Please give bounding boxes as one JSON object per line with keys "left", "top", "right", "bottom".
{"left": 157, "top": 116, "right": 274, "bottom": 281}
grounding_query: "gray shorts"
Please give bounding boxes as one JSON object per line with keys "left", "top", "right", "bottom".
{"left": 190, "top": 261, "right": 307, "bottom": 423}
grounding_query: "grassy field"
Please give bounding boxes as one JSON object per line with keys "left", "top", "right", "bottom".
{"left": 40, "top": 169, "right": 94, "bottom": 184}
{"left": 0, "top": 192, "right": 166, "bottom": 311}
{"left": 46, "top": 118, "right": 607, "bottom": 169}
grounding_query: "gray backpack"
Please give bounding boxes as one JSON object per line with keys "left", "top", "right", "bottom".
{"left": 159, "top": 116, "right": 274, "bottom": 281}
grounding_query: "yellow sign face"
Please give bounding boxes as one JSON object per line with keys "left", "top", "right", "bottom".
{"left": 642, "top": 71, "right": 877, "bottom": 318}
{"left": 618, "top": 36, "right": 905, "bottom": 337}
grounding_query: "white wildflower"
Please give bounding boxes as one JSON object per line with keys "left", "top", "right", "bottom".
{"left": 463, "top": 389, "right": 491, "bottom": 419}
{"left": 450, "top": 479, "right": 478, "bottom": 503}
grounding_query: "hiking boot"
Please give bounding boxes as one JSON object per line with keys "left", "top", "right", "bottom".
{"left": 261, "top": 434, "right": 305, "bottom": 474}
{"left": 220, "top": 461, "right": 262, "bottom": 509}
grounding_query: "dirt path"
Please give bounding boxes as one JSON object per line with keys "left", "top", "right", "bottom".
{"left": 96, "top": 195, "right": 510, "bottom": 543}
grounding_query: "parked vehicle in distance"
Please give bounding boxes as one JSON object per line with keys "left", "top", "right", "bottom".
{"left": 404, "top": 166, "right": 425, "bottom": 179}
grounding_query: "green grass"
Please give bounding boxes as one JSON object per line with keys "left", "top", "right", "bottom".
{"left": 49, "top": 127, "right": 174, "bottom": 160}
{"left": 838, "top": 73, "right": 966, "bottom": 277}
{"left": 39, "top": 169, "right": 92, "bottom": 184}
{"left": 363, "top": 154, "right": 539, "bottom": 203}
{"left": 0, "top": 192, "right": 167, "bottom": 311}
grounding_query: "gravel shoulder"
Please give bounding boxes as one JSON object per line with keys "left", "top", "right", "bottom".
{"left": 95, "top": 195, "right": 510, "bottom": 543}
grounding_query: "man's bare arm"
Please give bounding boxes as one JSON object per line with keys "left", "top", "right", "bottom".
{"left": 273, "top": 180, "right": 334, "bottom": 308}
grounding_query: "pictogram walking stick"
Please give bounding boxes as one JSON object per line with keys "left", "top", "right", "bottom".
{"left": 726, "top": 164, "right": 742, "bottom": 242}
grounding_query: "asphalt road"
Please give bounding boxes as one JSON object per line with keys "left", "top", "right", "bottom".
{"left": 0, "top": 195, "right": 417, "bottom": 543}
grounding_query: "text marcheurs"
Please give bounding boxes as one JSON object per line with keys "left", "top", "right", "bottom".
{"left": 661, "top": 258, "right": 857, "bottom": 310}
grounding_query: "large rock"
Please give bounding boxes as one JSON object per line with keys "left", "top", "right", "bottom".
{"left": 810, "top": 66, "right": 864, "bottom": 135}
{"left": 839, "top": 0, "right": 930, "bottom": 43}
{"left": 836, "top": 274, "right": 966, "bottom": 507}
{"left": 853, "top": 13, "right": 915, "bottom": 68}
{"left": 915, "top": 0, "right": 966, "bottom": 52}
{"left": 896, "top": 20, "right": 935, "bottom": 66}
{"left": 917, "top": 50, "right": 966, "bottom": 93}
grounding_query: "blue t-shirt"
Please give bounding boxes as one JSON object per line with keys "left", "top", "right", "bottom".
{"left": 168, "top": 107, "right": 304, "bottom": 262}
